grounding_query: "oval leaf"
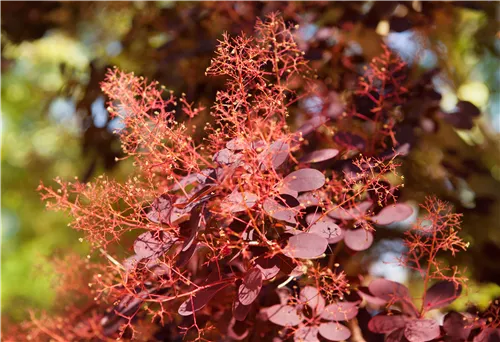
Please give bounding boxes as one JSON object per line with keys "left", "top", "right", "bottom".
{"left": 283, "top": 168, "right": 325, "bottom": 192}
{"left": 221, "top": 191, "right": 258, "bottom": 213}
{"left": 300, "top": 286, "right": 325, "bottom": 313}
{"left": 386, "top": 328, "right": 406, "bottom": 342}
{"left": 369, "top": 279, "right": 410, "bottom": 302}
{"left": 134, "top": 231, "right": 177, "bottom": 258}
{"left": 178, "top": 282, "right": 230, "bottom": 316}
{"left": 423, "top": 280, "right": 462, "bottom": 311}
{"left": 259, "top": 141, "right": 289, "bottom": 170}
{"left": 443, "top": 311, "right": 472, "bottom": 341}
{"left": 286, "top": 233, "right": 328, "bottom": 259}
{"left": 368, "top": 314, "right": 409, "bottom": 333}
{"left": 233, "top": 300, "right": 252, "bottom": 321}
{"left": 265, "top": 304, "right": 302, "bottom": 327}
{"left": 371, "top": 203, "right": 413, "bottom": 226}
{"left": 328, "top": 201, "right": 372, "bottom": 220}
{"left": 295, "top": 325, "right": 320, "bottom": 342}
{"left": 404, "top": 319, "right": 440, "bottom": 342}
{"left": 307, "top": 215, "right": 344, "bottom": 244}
{"left": 238, "top": 268, "right": 263, "bottom": 305}
{"left": 344, "top": 228, "right": 374, "bottom": 251}
{"left": 321, "top": 302, "right": 359, "bottom": 321}
{"left": 301, "top": 149, "right": 339, "bottom": 163}
{"left": 318, "top": 322, "right": 351, "bottom": 341}
{"left": 263, "top": 198, "right": 297, "bottom": 224}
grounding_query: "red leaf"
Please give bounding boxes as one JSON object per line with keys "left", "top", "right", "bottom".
{"left": 368, "top": 314, "right": 409, "bottom": 333}
{"left": 301, "top": 149, "right": 339, "bottom": 163}
{"left": 404, "top": 319, "right": 440, "bottom": 342}
{"left": 344, "top": 228, "right": 374, "bottom": 251}
{"left": 370, "top": 203, "right": 413, "bottom": 225}
{"left": 238, "top": 268, "right": 263, "bottom": 305}
{"left": 264, "top": 304, "right": 302, "bottom": 327}
{"left": 283, "top": 168, "right": 325, "bottom": 192}
{"left": 320, "top": 302, "right": 359, "bottom": 321}
{"left": 318, "top": 322, "right": 351, "bottom": 341}
{"left": 423, "top": 281, "right": 462, "bottom": 311}
{"left": 286, "top": 233, "right": 328, "bottom": 259}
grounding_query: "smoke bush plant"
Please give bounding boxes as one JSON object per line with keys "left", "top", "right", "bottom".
{"left": 9, "top": 14, "right": 498, "bottom": 342}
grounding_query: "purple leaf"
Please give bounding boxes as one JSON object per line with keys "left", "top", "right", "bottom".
{"left": 147, "top": 194, "right": 173, "bottom": 224}
{"left": 286, "top": 233, "right": 328, "bottom": 259}
{"left": 123, "top": 255, "right": 142, "bottom": 271}
{"left": 298, "top": 192, "right": 324, "bottom": 207}
{"left": 134, "top": 231, "right": 177, "bottom": 258}
{"left": 221, "top": 191, "right": 258, "bottom": 213}
{"left": 227, "top": 317, "right": 249, "bottom": 340}
{"left": 254, "top": 256, "right": 281, "bottom": 280}
{"left": 320, "top": 302, "right": 359, "bottom": 321}
{"left": 370, "top": 203, "right": 413, "bottom": 225}
{"left": 265, "top": 305, "right": 302, "bottom": 327}
{"left": 238, "top": 268, "right": 263, "bottom": 305}
{"left": 299, "top": 286, "right": 325, "bottom": 313}
{"left": 318, "top": 322, "right": 351, "bottom": 341}
{"left": 259, "top": 140, "right": 290, "bottom": 170}
{"left": 368, "top": 314, "right": 409, "bottom": 333}
{"left": 301, "top": 149, "right": 339, "bottom": 164}
{"left": 357, "top": 287, "right": 388, "bottom": 306}
{"left": 296, "top": 116, "right": 328, "bottom": 137}
{"left": 328, "top": 201, "right": 372, "bottom": 220}
{"left": 368, "top": 279, "right": 410, "bottom": 302}
{"left": 274, "top": 194, "right": 300, "bottom": 208}
{"left": 213, "top": 148, "right": 241, "bottom": 165}
{"left": 294, "top": 325, "right": 320, "bottom": 342}
{"left": 283, "top": 168, "right": 326, "bottom": 192}
{"left": 175, "top": 241, "right": 199, "bottom": 268}
{"left": 443, "top": 311, "right": 472, "bottom": 341}
{"left": 473, "top": 328, "right": 500, "bottom": 342}
{"left": 423, "top": 281, "right": 462, "bottom": 311}
{"left": 307, "top": 215, "right": 344, "bottom": 244}
{"left": 333, "top": 132, "right": 366, "bottom": 151}
{"left": 386, "top": 328, "right": 406, "bottom": 342}
{"left": 263, "top": 198, "right": 297, "bottom": 224}
{"left": 226, "top": 138, "right": 247, "bottom": 151}
{"left": 344, "top": 228, "right": 374, "bottom": 251}
{"left": 233, "top": 300, "right": 252, "bottom": 321}
{"left": 178, "top": 282, "right": 230, "bottom": 316}
{"left": 404, "top": 319, "right": 440, "bottom": 342}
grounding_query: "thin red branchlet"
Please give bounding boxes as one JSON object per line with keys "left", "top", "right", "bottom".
{"left": 403, "top": 196, "right": 469, "bottom": 287}
{"left": 364, "top": 197, "right": 470, "bottom": 341}
{"left": 12, "top": 14, "right": 477, "bottom": 342}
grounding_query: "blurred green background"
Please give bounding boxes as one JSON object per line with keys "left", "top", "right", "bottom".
{"left": 1, "top": 1, "right": 499, "bottom": 323}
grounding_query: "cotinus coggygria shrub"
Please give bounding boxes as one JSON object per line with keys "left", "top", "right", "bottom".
{"left": 9, "top": 13, "right": 497, "bottom": 342}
